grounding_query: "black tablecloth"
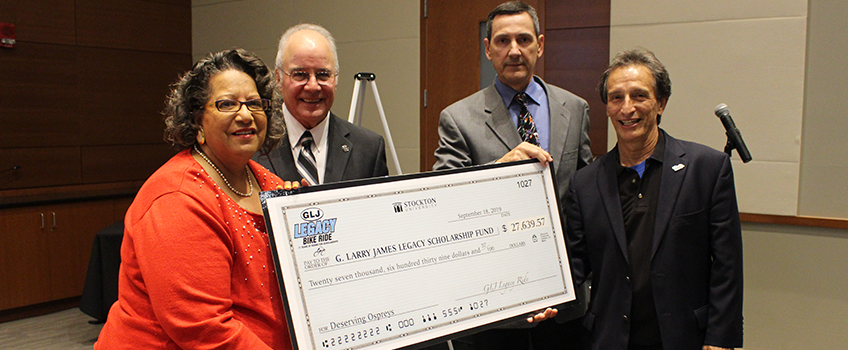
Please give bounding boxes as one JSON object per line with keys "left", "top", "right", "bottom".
{"left": 80, "top": 221, "right": 124, "bottom": 323}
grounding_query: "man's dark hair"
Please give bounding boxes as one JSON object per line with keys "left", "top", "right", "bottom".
{"left": 486, "top": 1, "right": 540, "bottom": 40}
{"left": 598, "top": 47, "right": 672, "bottom": 105}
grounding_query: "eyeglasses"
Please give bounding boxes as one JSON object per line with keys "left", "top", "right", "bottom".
{"left": 283, "top": 69, "right": 338, "bottom": 86}
{"left": 209, "top": 99, "right": 271, "bottom": 113}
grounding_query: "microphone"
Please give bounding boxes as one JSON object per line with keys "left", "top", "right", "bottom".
{"left": 714, "top": 104, "right": 752, "bottom": 163}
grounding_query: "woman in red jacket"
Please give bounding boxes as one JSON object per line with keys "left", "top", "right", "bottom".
{"left": 96, "top": 49, "right": 295, "bottom": 350}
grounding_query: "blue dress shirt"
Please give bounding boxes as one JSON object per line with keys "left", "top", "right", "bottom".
{"left": 493, "top": 77, "right": 551, "bottom": 152}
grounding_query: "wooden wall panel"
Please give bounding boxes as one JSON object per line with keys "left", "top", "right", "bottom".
{"left": 48, "top": 200, "right": 115, "bottom": 300}
{"left": 81, "top": 144, "right": 176, "bottom": 183}
{"left": 0, "top": 0, "right": 191, "bottom": 198}
{"left": 543, "top": 0, "right": 610, "bottom": 157}
{"left": 0, "top": 43, "right": 80, "bottom": 148}
{"left": 75, "top": 0, "right": 191, "bottom": 53}
{"left": 0, "top": 206, "right": 52, "bottom": 310}
{"left": 0, "top": 147, "right": 81, "bottom": 190}
{"left": 545, "top": 27, "right": 610, "bottom": 156}
{"left": 143, "top": 0, "right": 191, "bottom": 5}
{"left": 535, "top": 0, "right": 547, "bottom": 78}
{"left": 77, "top": 47, "right": 191, "bottom": 146}
{"left": 546, "top": 0, "right": 610, "bottom": 29}
{"left": 0, "top": 0, "right": 191, "bottom": 318}
{"left": 0, "top": 0, "right": 75, "bottom": 45}
{"left": 420, "top": 1, "right": 501, "bottom": 171}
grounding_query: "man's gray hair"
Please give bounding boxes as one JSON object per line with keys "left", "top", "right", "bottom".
{"left": 275, "top": 23, "right": 340, "bottom": 74}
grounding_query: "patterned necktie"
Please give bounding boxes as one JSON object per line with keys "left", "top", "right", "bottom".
{"left": 296, "top": 131, "right": 320, "bottom": 185}
{"left": 514, "top": 92, "right": 539, "bottom": 146}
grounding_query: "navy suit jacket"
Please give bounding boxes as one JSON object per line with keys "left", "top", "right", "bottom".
{"left": 255, "top": 112, "right": 388, "bottom": 183}
{"left": 565, "top": 130, "right": 743, "bottom": 349}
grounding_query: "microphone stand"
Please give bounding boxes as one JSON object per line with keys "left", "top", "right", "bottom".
{"left": 723, "top": 133, "right": 752, "bottom": 163}
{"left": 723, "top": 139, "right": 736, "bottom": 159}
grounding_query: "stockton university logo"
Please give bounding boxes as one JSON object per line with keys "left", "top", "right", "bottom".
{"left": 392, "top": 198, "right": 437, "bottom": 213}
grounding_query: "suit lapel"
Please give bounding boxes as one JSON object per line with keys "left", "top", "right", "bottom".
{"left": 323, "top": 113, "right": 352, "bottom": 184}
{"left": 652, "top": 131, "right": 687, "bottom": 260}
{"left": 543, "top": 79, "right": 571, "bottom": 173}
{"left": 598, "top": 150, "right": 630, "bottom": 263}
{"left": 263, "top": 138, "right": 300, "bottom": 181}
{"left": 483, "top": 85, "right": 522, "bottom": 150}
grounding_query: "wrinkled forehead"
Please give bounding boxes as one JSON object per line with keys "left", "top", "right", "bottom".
{"left": 608, "top": 64, "right": 657, "bottom": 92}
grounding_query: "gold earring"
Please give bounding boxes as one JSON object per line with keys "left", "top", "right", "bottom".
{"left": 198, "top": 129, "right": 205, "bottom": 145}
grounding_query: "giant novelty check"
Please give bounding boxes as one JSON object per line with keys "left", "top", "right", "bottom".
{"left": 262, "top": 160, "right": 577, "bottom": 350}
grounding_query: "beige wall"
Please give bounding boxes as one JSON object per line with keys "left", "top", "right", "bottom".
{"left": 608, "top": 0, "right": 848, "bottom": 220}
{"left": 799, "top": 0, "right": 848, "bottom": 219}
{"left": 192, "top": 0, "right": 420, "bottom": 174}
{"left": 609, "top": 0, "right": 808, "bottom": 217}
{"left": 743, "top": 223, "right": 848, "bottom": 349}
{"left": 610, "top": 0, "right": 848, "bottom": 348}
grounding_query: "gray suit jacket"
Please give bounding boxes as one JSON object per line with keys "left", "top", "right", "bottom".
{"left": 433, "top": 76, "right": 592, "bottom": 203}
{"left": 433, "top": 76, "right": 593, "bottom": 324}
{"left": 255, "top": 112, "right": 389, "bottom": 183}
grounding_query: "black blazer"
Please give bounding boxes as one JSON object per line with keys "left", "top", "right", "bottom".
{"left": 255, "top": 113, "right": 389, "bottom": 183}
{"left": 565, "top": 130, "right": 743, "bottom": 349}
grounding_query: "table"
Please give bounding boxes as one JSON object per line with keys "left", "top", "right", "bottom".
{"left": 79, "top": 221, "right": 124, "bottom": 323}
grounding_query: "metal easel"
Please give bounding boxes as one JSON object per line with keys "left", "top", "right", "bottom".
{"left": 347, "top": 72, "right": 403, "bottom": 175}
{"left": 348, "top": 72, "right": 453, "bottom": 350}
{"left": 347, "top": 72, "right": 453, "bottom": 350}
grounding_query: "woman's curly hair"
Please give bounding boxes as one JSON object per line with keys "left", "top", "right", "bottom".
{"left": 163, "top": 48, "right": 284, "bottom": 153}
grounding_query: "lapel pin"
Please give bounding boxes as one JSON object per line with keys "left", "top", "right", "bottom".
{"left": 341, "top": 145, "right": 350, "bottom": 153}
{"left": 672, "top": 163, "right": 685, "bottom": 172}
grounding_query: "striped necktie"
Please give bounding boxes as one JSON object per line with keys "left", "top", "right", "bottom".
{"left": 514, "top": 92, "right": 539, "bottom": 146}
{"left": 296, "top": 131, "right": 320, "bottom": 185}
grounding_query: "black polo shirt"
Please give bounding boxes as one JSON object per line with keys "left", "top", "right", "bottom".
{"left": 616, "top": 133, "right": 665, "bottom": 347}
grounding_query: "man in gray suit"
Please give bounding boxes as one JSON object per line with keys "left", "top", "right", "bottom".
{"left": 433, "top": 1, "right": 592, "bottom": 349}
{"left": 255, "top": 23, "right": 388, "bottom": 185}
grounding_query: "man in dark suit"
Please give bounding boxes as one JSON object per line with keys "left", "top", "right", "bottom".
{"left": 565, "top": 47, "right": 743, "bottom": 350}
{"left": 255, "top": 23, "right": 388, "bottom": 184}
{"left": 433, "top": 2, "right": 592, "bottom": 349}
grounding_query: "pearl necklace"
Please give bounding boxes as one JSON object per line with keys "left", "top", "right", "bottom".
{"left": 194, "top": 145, "right": 254, "bottom": 197}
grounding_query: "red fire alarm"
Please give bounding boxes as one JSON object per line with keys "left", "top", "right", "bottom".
{"left": 1, "top": 23, "right": 16, "bottom": 48}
